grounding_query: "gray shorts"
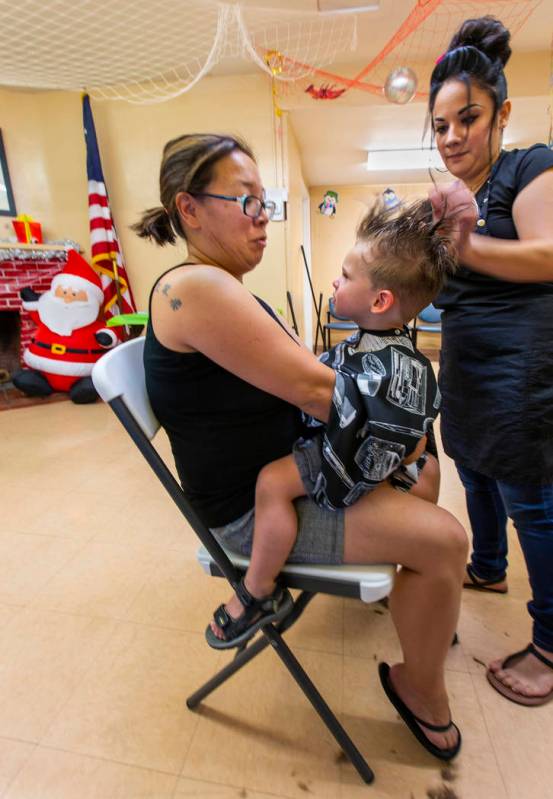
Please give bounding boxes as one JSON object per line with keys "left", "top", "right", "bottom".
{"left": 210, "top": 496, "right": 345, "bottom": 565}
{"left": 210, "top": 443, "right": 427, "bottom": 566}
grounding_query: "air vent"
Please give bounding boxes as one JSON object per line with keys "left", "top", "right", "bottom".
{"left": 317, "top": 0, "right": 380, "bottom": 13}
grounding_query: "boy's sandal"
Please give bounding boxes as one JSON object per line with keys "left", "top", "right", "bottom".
{"left": 205, "top": 579, "right": 294, "bottom": 650}
{"left": 486, "top": 643, "right": 553, "bottom": 706}
{"left": 464, "top": 563, "right": 508, "bottom": 594}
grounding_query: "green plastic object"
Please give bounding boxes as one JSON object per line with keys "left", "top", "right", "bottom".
{"left": 107, "top": 312, "right": 149, "bottom": 327}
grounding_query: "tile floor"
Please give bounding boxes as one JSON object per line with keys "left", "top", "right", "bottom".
{"left": 1, "top": 399, "right": 551, "bottom": 799}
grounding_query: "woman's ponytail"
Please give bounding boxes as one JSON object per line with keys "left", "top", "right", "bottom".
{"left": 131, "top": 206, "right": 176, "bottom": 246}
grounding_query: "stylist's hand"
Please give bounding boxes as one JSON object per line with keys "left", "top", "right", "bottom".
{"left": 404, "top": 435, "right": 427, "bottom": 465}
{"left": 429, "top": 179, "right": 477, "bottom": 259}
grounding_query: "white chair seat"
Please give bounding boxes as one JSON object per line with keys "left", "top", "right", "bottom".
{"left": 197, "top": 545, "right": 395, "bottom": 603}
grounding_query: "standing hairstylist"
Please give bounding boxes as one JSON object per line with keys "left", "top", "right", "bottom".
{"left": 429, "top": 15, "right": 553, "bottom": 705}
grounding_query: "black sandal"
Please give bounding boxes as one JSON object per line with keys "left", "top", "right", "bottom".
{"left": 205, "top": 578, "right": 294, "bottom": 650}
{"left": 378, "top": 663, "right": 462, "bottom": 761}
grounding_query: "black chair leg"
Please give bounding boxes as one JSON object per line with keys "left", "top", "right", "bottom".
{"left": 262, "top": 625, "right": 374, "bottom": 783}
{"left": 286, "top": 291, "right": 299, "bottom": 336}
{"left": 314, "top": 292, "right": 324, "bottom": 354}
{"left": 186, "top": 591, "right": 374, "bottom": 784}
{"left": 187, "top": 631, "right": 272, "bottom": 709}
{"left": 186, "top": 591, "right": 316, "bottom": 707}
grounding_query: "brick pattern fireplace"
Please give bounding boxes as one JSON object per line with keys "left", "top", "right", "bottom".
{"left": 0, "top": 247, "right": 69, "bottom": 380}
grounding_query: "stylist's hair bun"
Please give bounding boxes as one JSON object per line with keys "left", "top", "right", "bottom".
{"left": 448, "top": 15, "right": 511, "bottom": 67}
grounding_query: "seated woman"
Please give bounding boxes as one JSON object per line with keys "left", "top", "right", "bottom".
{"left": 207, "top": 197, "right": 459, "bottom": 652}
{"left": 135, "top": 132, "right": 472, "bottom": 761}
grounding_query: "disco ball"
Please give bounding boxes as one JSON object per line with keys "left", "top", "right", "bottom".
{"left": 384, "top": 67, "right": 418, "bottom": 105}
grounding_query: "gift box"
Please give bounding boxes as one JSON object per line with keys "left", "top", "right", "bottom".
{"left": 12, "top": 214, "right": 43, "bottom": 244}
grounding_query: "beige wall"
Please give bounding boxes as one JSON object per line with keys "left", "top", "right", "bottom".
{"left": 309, "top": 182, "right": 430, "bottom": 329}
{"left": 0, "top": 88, "right": 90, "bottom": 255}
{"left": 507, "top": 50, "right": 551, "bottom": 97}
{"left": 1, "top": 46, "right": 548, "bottom": 324}
{"left": 0, "top": 75, "right": 291, "bottom": 312}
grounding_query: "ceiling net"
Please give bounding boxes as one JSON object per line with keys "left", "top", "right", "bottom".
{"left": 0, "top": 0, "right": 357, "bottom": 103}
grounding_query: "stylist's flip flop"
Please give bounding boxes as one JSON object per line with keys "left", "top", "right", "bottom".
{"left": 464, "top": 563, "right": 508, "bottom": 594}
{"left": 486, "top": 643, "right": 553, "bottom": 706}
{"left": 205, "top": 578, "right": 293, "bottom": 650}
{"left": 378, "top": 663, "right": 462, "bottom": 761}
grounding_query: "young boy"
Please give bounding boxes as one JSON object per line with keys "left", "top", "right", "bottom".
{"left": 207, "top": 197, "right": 457, "bottom": 649}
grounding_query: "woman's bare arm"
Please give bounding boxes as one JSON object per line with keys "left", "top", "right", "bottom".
{"left": 150, "top": 264, "right": 334, "bottom": 422}
{"left": 458, "top": 169, "right": 553, "bottom": 282}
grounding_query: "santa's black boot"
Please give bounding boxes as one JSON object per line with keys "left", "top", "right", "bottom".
{"left": 69, "top": 377, "right": 99, "bottom": 404}
{"left": 12, "top": 369, "right": 53, "bottom": 397}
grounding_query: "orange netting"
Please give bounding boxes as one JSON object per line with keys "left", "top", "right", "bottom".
{"left": 278, "top": 0, "right": 543, "bottom": 99}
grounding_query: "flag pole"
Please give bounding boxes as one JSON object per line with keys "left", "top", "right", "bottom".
{"left": 83, "top": 91, "right": 137, "bottom": 339}
{"left": 110, "top": 252, "right": 123, "bottom": 309}
{"left": 109, "top": 252, "right": 131, "bottom": 339}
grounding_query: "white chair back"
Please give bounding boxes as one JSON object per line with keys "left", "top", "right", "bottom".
{"left": 91, "top": 337, "right": 160, "bottom": 440}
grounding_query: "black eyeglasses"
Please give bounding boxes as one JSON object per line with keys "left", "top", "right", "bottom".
{"left": 190, "top": 192, "right": 277, "bottom": 220}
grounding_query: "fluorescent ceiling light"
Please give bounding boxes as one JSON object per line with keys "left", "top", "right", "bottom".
{"left": 317, "top": 1, "right": 380, "bottom": 13}
{"left": 366, "top": 148, "right": 445, "bottom": 171}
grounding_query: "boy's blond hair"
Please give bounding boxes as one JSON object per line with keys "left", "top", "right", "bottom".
{"left": 356, "top": 198, "right": 457, "bottom": 320}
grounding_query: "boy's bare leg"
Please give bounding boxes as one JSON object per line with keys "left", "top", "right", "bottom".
{"left": 411, "top": 453, "right": 440, "bottom": 504}
{"left": 211, "top": 454, "right": 305, "bottom": 639}
{"left": 343, "top": 477, "right": 467, "bottom": 753}
{"left": 245, "top": 455, "right": 305, "bottom": 595}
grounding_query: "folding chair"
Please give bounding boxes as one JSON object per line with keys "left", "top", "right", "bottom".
{"left": 92, "top": 336, "right": 396, "bottom": 785}
{"left": 410, "top": 303, "right": 442, "bottom": 348}
{"left": 324, "top": 297, "right": 358, "bottom": 350}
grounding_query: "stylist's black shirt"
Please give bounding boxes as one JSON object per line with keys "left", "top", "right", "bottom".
{"left": 436, "top": 144, "right": 553, "bottom": 483}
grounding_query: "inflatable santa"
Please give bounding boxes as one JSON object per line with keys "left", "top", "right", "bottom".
{"left": 12, "top": 250, "right": 118, "bottom": 404}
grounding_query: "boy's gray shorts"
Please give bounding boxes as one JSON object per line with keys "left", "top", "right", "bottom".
{"left": 211, "top": 496, "right": 345, "bottom": 565}
{"left": 210, "top": 444, "right": 428, "bottom": 566}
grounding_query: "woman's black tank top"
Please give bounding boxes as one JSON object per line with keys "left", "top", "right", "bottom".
{"left": 143, "top": 266, "right": 303, "bottom": 527}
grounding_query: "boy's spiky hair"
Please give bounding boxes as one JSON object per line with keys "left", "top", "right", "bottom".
{"left": 356, "top": 197, "right": 458, "bottom": 320}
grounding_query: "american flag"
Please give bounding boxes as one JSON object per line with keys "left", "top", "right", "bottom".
{"left": 82, "top": 93, "right": 136, "bottom": 322}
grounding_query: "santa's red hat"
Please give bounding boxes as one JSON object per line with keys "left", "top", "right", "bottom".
{"left": 51, "top": 250, "right": 104, "bottom": 305}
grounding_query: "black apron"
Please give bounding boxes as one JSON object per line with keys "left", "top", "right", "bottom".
{"left": 436, "top": 145, "right": 553, "bottom": 484}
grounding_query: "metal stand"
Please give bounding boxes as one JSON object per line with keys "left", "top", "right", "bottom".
{"left": 286, "top": 290, "right": 299, "bottom": 335}
{"left": 300, "top": 245, "right": 326, "bottom": 353}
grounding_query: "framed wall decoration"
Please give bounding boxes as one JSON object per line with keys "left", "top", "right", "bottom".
{"left": 0, "top": 130, "right": 16, "bottom": 216}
